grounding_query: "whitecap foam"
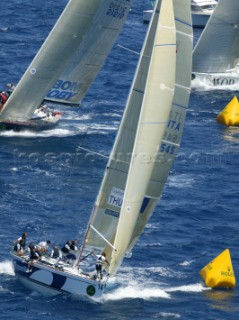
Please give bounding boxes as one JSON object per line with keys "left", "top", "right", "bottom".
{"left": 0, "top": 260, "right": 15, "bottom": 276}
{"left": 191, "top": 77, "right": 239, "bottom": 92}
{"left": 0, "top": 128, "right": 79, "bottom": 138}
{"left": 166, "top": 283, "right": 209, "bottom": 293}
{"left": 167, "top": 174, "right": 195, "bottom": 188}
{"left": 102, "top": 283, "right": 170, "bottom": 301}
{"left": 179, "top": 260, "right": 194, "bottom": 266}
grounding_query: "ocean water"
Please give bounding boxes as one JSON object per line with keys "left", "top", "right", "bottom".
{"left": 1, "top": 1, "right": 239, "bottom": 319}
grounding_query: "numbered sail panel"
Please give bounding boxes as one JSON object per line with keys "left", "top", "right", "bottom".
{"left": 216, "top": 96, "right": 239, "bottom": 127}
{"left": 199, "top": 249, "right": 236, "bottom": 288}
{"left": 46, "top": 0, "right": 133, "bottom": 105}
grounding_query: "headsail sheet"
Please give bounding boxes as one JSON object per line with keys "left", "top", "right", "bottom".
{"left": 193, "top": 0, "right": 239, "bottom": 73}
{"left": 46, "top": 0, "right": 133, "bottom": 105}
{"left": 1, "top": 0, "right": 101, "bottom": 121}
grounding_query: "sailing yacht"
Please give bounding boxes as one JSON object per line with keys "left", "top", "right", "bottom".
{"left": 11, "top": 0, "right": 193, "bottom": 298}
{"left": 192, "top": 0, "right": 239, "bottom": 86}
{"left": 0, "top": 0, "right": 133, "bottom": 131}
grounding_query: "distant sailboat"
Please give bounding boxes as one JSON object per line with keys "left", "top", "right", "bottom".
{"left": 45, "top": 0, "right": 133, "bottom": 105}
{"left": 143, "top": 0, "right": 217, "bottom": 28}
{"left": 0, "top": 0, "right": 133, "bottom": 130}
{"left": 192, "top": 0, "right": 239, "bottom": 87}
{"left": 11, "top": 0, "right": 193, "bottom": 298}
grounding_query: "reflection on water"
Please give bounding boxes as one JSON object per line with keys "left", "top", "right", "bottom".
{"left": 221, "top": 126, "right": 239, "bottom": 143}
{"left": 203, "top": 289, "right": 238, "bottom": 312}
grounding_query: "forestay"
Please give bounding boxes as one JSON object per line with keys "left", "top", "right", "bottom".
{"left": 1, "top": 0, "right": 107, "bottom": 121}
{"left": 193, "top": 0, "right": 239, "bottom": 73}
{"left": 46, "top": 0, "right": 133, "bottom": 105}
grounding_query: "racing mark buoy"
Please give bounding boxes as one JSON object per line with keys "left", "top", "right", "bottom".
{"left": 216, "top": 96, "right": 239, "bottom": 126}
{"left": 199, "top": 249, "right": 236, "bottom": 288}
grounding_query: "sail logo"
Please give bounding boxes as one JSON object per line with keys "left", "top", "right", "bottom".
{"left": 108, "top": 187, "right": 124, "bottom": 208}
{"left": 46, "top": 80, "right": 81, "bottom": 101}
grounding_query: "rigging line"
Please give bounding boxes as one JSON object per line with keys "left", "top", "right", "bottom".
{"left": 117, "top": 44, "right": 140, "bottom": 55}
{"left": 76, "top": 146, "right": 109, "bottom": 159}
{"left": 90, "top": 225, "right": 116, "bottom": 250}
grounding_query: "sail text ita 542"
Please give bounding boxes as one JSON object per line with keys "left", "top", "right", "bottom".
{"left": 46, "top": 80, "right": 81, "bottom": 101}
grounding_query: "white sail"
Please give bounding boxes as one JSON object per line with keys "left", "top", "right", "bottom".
{"left": 82, "top": 1, "right": 162, "bottom": 253}
{"left": 193, "top": 0, "right": 239, "bottom": 73}
{"left": 108, "top": 0, "right": 177, "bottom": 275}
{"left": 81, "top": 0, "right": 192, "bottom": 277}
{"left": 46, "top": 0, "right": 133, "bottom": 105}
{"left": 126, "top": 0, "right": 193, "bottom": 256}
{"left": 1, "top": 0, "right": 128, "bottom": 121}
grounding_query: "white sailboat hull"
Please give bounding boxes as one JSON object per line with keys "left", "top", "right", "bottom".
{"left": 192, "top": 69, "right": 239, "bottom": 86}
{"left": 0, "top": 112, "right": 62, "bottom": 131}
{"left": 12, "top": 253, "right": 105, "bottom": 299}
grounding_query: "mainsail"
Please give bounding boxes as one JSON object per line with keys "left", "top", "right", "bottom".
{"left": 46, "top": 0, "right": 133, "bottom": 105}
{"left": 193, "top": 0, "right": 239, "bottom": 73}
{"left": 80, "top": 0, "right": 192, "bottom": 277}
{"left": 1, "top": 0, "right": 132, "bottom": 121}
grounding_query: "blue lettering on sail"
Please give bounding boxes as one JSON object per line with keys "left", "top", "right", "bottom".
{"left": 108, "top": 187, "right": 124, "bottom": 208}
{"left": 108, "top": 195, "right": 123, "bottom": 207}
{"left": 168, "top": 119, "right": 181, "bottom": 131}
{"left": 47, "top": 90, "right": 78, "bottom": 100}
{"left": 47, "top": 80, "right": 81, "bottom": 100}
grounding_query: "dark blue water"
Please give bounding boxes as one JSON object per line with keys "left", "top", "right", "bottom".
{"left": 1, "top": 1, "right": 239, "bottom": 319}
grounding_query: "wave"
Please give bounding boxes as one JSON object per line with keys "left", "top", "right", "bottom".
{"left": 102, "top": 283, "right": 171, "bottom": 301}
{"left": 0, "top": 260, "right": 15, "bottom": 276}
{"left": 166, "top": 283, "right": 209, "bottom": 293}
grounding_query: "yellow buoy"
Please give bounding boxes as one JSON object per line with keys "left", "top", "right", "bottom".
{"left": 199, "top": 249, "right": 236, "bottom": 288}
{"left": 216, "top": 96, "right": 239, "bottom": 126}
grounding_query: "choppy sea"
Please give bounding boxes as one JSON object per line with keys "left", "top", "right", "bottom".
{"left": 1, "top": 0, "right": 239, "bottom": 319}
